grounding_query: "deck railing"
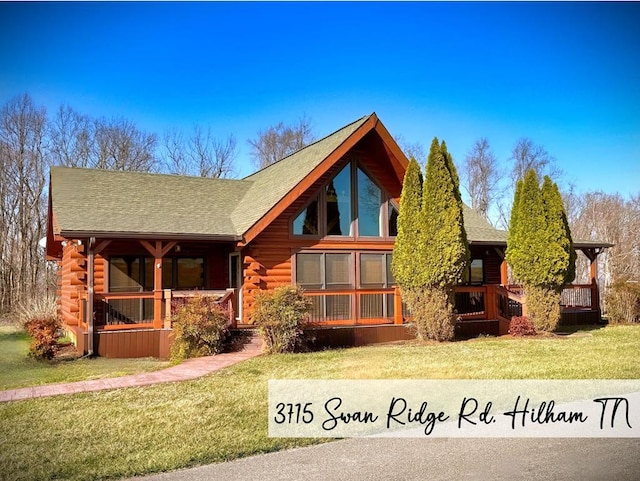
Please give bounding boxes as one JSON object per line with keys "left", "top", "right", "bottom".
{"left": 495, "top": 286, "right": 524, "bottom": 321}
{"left": 560, "top": 284, "right": 593, "bottom": 308}
{"left": 91, "top": 289, "right": 236, "bottom": 330}
{"left": 304, "top": 289, "right": 396, "bottom": 325}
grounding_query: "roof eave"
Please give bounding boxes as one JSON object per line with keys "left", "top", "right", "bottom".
{"left": 58, "top": 230, "right": 242, "bottom": 242}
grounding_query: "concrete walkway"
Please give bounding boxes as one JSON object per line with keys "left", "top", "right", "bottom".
{"left": 0, "top": 336, "right": 262, "bottom": 403}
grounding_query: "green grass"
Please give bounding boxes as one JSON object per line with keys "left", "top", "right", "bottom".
{"left": 0, "top": 325, "right": 639, "bottom": 481}
{"left": 0, "top": 326, "right": 170, "bottom": 390}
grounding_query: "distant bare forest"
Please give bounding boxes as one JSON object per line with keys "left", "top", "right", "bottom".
{"left": 1, "top": 93, "right": 637, "bottom": 316}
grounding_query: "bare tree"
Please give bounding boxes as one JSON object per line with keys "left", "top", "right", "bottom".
{"left": 570, "top": 191, "right": 640, "bottom": 285}
{"left": 509, "top": 137, "right": 561, "bottom": 183}
{"left": 162, "top": 125, "right": 237, "bottom": 178}
{"left": 462, "top": 138, "right": 501, "bottom": 222}
{"left": 248, "top": 115, "right": 315, "bottom": 170}
{"left": 93, "top": 117, "right": 158, "bottom": 172}
{"left": 0, "top": 93, "right": 49, "bottom": 313}
{"left": 48, "top": 105, "right": 94, "bottom": 168}
{"left": 162, "top": 128, "right": 189, "bottom": 175}
{"left": 394, "top": 135, "right": 426, "bottom": 165}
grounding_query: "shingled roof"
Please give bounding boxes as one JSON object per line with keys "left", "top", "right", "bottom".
{"left": 49, "top": 115, "right": 372, "bottom": 241}
{"left": 48, "top": 113, "right": 510, "bottom": 246}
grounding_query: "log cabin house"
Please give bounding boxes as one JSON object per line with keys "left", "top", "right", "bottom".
{"left": 46, "top": 113, "right": 609, "bottom": 358}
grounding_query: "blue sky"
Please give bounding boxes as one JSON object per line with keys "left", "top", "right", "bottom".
{"left": 1, "top": 2, "right": 638, "bottom": 199}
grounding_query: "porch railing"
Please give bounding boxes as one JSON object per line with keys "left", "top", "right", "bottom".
{"left": 560, "top": 284, "right": 593, "bottom": 309}
{"left": 495, "top": 286, "right": 524, "bottom": 321}
{"left": 90, "top": 289, "right": 236, "bottom": 330}
{"left": 304, "top": 289, "right": 396, "bottom": 325}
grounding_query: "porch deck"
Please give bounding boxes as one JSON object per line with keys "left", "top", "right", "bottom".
{"left": 68, "top": 283, "right": 602, "bottom": 357}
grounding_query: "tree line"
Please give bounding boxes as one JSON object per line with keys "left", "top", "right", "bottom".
{"left": 1, "top": 91, "right": 637, "bottom": 318}
{"left": 0, "top": 92, "right": 313, "bottom": 315}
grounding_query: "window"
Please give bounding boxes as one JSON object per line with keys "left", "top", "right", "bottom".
{"left": 359, "top": 253, "right": 394, "bottom": 288}
{"left": 296, "top": 253, "right": 323, "bottom": 289}
{"left": 110, "top": 256, "right": 205, "bottom": 292}
{"left": 357, "top": 168, "right": 382, "bottom": 236}
{"left": 388, "top": 204, "right": 399, "bottom": 237}
{"left": 292, "top": 197, "right": 319, "bottom": 235}
{"left": 176, "top": 258, "right": 205, "bottom": 289}
{"left": 296, "top": 253, "right": 353, "bottom": 290}
{"left": 359, "top": 253, "right": 395, "bottom": 320}
{"left": 462, "top": 259, "right": 484, "bottom": 285}
{"left": 291, "top": 159, "right": 398, "bottom": 239}
{"left": 326, "top": 164, "right": 352, "bottom": 236}
{"left": 109, "top": 257, "right": 153, "bottom": 292}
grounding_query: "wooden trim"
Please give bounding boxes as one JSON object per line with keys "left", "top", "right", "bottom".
{"left": 99, "top": 323, "right": 154, "bottom": 331}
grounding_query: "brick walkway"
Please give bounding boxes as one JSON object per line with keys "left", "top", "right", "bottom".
{"left": 0, "top": 336, "right": 262, "bottom": 403}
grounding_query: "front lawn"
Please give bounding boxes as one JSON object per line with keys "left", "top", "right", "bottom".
{"left": 0, "top": 325, "right": 638, "bottom": 481}
{"left": 0, "top": 326, "right": 170, "bottom": 390}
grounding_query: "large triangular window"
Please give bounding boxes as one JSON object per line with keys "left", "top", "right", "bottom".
{"left": 292, "top": 159, "right": 398, "bottom": 239}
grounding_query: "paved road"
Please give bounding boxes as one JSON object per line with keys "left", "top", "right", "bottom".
{"left": 124, "top": 438, "right": 640, "bottom": 481}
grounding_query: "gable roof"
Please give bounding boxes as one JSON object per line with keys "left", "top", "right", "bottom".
{"left": 48, "top": 114, "right": 388, "bottom": 244}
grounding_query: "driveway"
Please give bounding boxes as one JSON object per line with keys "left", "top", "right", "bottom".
{"left": 124, "top": 438, "right": 640, "bottom": 481}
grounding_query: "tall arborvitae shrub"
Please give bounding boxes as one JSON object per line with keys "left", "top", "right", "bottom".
{"left": 506, "top": 170, "right": 575, "bottom": 331}
{"left": 392, "top": 158, "right": 424, "bottom": 291}
{"left": 393, "top": 140, "right": 469, "bottom": 341}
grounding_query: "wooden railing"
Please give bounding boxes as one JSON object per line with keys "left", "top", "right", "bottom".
{"left": 560, "top": 284, "right": 594, "bottom": 309}
{"left": 495, "top": 286, "right": 524, "bottom": 322}
{"left": 95, "top": 292, "right": 155, "bottom": 330}
{"left": 90, "top": 289, "right": 236, "bottom": 330}
{"left": 304, "top": 289, "right": 396, "bottom": 325}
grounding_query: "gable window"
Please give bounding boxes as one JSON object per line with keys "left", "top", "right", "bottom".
{"left": 326, "top": 164, "right": 352, "bottom": 236}
{"left": 357, "top": 168, "right": 382, "bottom": 236}
{"left": 292, "top": 197, "right": 319, "bottom": 235}
{"left": 291, "top": 159, "right": 398, "bottom": 239}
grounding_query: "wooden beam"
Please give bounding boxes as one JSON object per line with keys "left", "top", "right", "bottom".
{"left": 160, "top": 241, "right": 178, "bottom": 257}
{"left": 94, "top": 240, "right": 112, "bottom": 255}
{"left": 140, "top": 240, "right": 158, "bottom": 257}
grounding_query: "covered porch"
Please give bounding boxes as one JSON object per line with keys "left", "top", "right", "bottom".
{"left": 64, "top": 238, "right": 242, "bottom": 358}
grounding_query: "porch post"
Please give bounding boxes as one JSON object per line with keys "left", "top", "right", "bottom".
{"left": 589, "top": 254, "right": 600, "bottom": 311}
{"left": 153, "top": 246, "right": 163, "bottom": 329}
{"left": 485, "top": 285, "right": 497, "bottom": 320}
{"left": 500, "top": 261, "right": 508, "bottom": 286}
{"left": 140, "top": 240, "right": 176, "bottom": 329}
{"left": 393, "top": 286, "right": 403, "bottom": 324}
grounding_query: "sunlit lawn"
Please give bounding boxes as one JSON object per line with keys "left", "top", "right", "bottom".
{"left": 0, "top": 326, "right": 170, "bottom": 390}
{"left": 0, "top": 325, "right": 638, "bottom": 481}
